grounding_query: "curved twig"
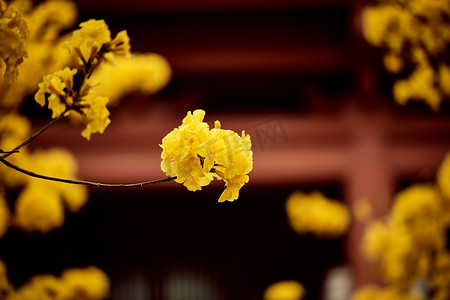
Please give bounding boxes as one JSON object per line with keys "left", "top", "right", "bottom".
{"left": 0, "top": 156, "right": 176, "bottom": 188}
{"left": 1, "top": 114, "right": 64, "bottom": 159}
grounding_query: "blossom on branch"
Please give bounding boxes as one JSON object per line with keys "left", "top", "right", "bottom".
{"left": 161, "top": 109, "right": 253, "bottom": 202}
{"left": 0, "top": 0, "right": 28, "bottom": 84}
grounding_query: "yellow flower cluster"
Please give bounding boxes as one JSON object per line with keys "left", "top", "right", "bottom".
{"left": 13, "top": 148, "right": 88, "bottom": 233}
{"left": 90, "top": 53, "right": 171, "bottom": 105}
{"left": 0, "top": 0, "right": 77, "bottom": 108}
{"left": 356, "top": 153, "right": 450, "bottom": 299}
{"left": 0, "top": 0, "right": 28, "bottom": 84}
{"left": 264, "top": 280, "right": 305, "bottom": 300}
{"left": 161, "top": 109, "right": 253, "bottom": 202}
{"left": 5, "top": 266, "right": 109, "bottom": 300}
{"left": 285, "top": 191, "right": 350, "bottom": 238}
{"left": 0, "top": 116, "right": 88, "bottom": 235}
{"left": 363, "top": 185, "right": 445, "bottom": 287}
{"left": 35, "top": 18, "right": 132, "bottom": 140}
{"left": 362, "top": 0, "right": 450, "bottom": 110}
{"left": 64, "top": 19, "right": 130, "bottom": 65}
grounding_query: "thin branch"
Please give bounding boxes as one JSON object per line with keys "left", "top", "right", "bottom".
{"left": 0, "top": 156, "right": 176, "bottom": 188}
{"left": 1, "top": 114, "right": 64, "bottom": 159}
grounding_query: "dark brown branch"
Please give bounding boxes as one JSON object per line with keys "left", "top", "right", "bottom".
{"left": 0, "top": 156, "right": 176, "bottom": 188}
{"left": 1, "top": 114, "right": 64, "bottom": 159}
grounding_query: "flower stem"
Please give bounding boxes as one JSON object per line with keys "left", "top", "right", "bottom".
{"left": 0, "top": 156, "right": 176, "bottom": 188}
{"left": 1, "top": 114, "right": 64, "bottom": 159}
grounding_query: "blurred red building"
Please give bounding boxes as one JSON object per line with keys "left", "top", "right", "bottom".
{"left": 4, "top": 0, "right": 450, "bottom": 299}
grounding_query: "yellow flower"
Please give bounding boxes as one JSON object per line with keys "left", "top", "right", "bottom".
{"left": 63, "top": 19, "right": 111, "bottom": 62}
{"left": 26, "top": 0, "right": 77, "bottom": 42}
{"left": 161, "top": 109, "right": 213, "bottom": 191}
{"left": 393, "top": 64, "right": 441, "bottom": 111}
{"left": 0, "top": 193, "right": 10, "bottom": 239}
{"left": 383, "top": 52, "right": 403, "bottom": 74}
{"left": 361, "top": 0, "right": 450, "bottom": 109}
{"left": 62, "top": 267, "right": 109, "bottom": 300}
{"left": 14, "top": 184, "right": 64, "bottom": 233}
{"left": 0, "top": 0, "right": 28, "bottom": 83}
{"left": 362, "top": 220, "right": 390, "bottom": 262}
{"left": 90, "top": 53, "right": 171, "bottom": 105}
{"left": 9, "top": 274, "right": 67, "bottom": 300}
{"left": 264, "top": 280, "right": 305, "bottom": 300}
{"left": 437, "top": 152, "right": 450, "bottom": 200}
{"left": 103, "top": 30, "right": 131, "bottom": 62}
{"left": 429, "top": 251, "right": 450, "bottom": 300}
{"left": 203, "top": 121, "right": 253, "bottom": 202}
{"left": 35, "top": 67, "right": 77, "bottom": 118}
{"left": 64, "top": 19, "right": 131, "bottom": 65}
{"left": 10, "top": 147, "right": 87, "bottom": 234}
{"left": 285, "top": 191, "right": 350, "bottom": 238}
{"left": 0, "top": 112, "right": 30, "bottom": 152}
{"left": 361, "top": 5, "right": 400, "bottom": 47}
{"left": 362, "top": 183, "right": 447, "bottom": 286}
{"left": 439, "top": 64, "right": 450, "bottom": 97}
{"left": 28, "top": 147, "right": 89, "bottom": 212}
{"left": 80, "top": 92, "right": 111, "bottom": 140}
{"left": 161, "top": 109, "right": 253, "bottom": 201}
{"left": 35, "top": 68, "right": 111, "bottom": 139}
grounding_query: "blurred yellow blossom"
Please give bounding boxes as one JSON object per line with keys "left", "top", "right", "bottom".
{"left": 437, "top": 152, "right": 450, "bottom": 200}
{"left": 0, "top": 112, "right": 30, "bottom": 153}
{"left": 285, "top": 191, "right": 350, "bottom": 238}
{"left": 264, "top": 280, "right": 305, "bottom": 300}
{"left": 363, "top": 184, "right": 445, "bottom": 287}
{"left": 0, "top": 113, "right": 31, "bottom": 187}
{"left": 9, "top": 274, "right": 67, "bottom": 300}
{"left": 383, "top": 52, "right": 403, "bottom": 74}
{"left": 428, "top": 251, "right": 450, "bottom": 300}
{"left": 161, "top": 109, "right": 253, "bottom": 201}
{"left": 357, "top": 157, "right": 450, "bottom": 299}
{"left": 25, "top": 0, "right": 77, "bottom": 42}
{"left": 0, "top": 0, "right": 77, "bottom": 108}
{"left": 62, "top": 266, "right": 109, "bottom": 300}
{"left": 361, "top": 0, "right": 450, "bottom": 110}
{"left": 27, "top": 148, "right": 88, "bottom": 212}
{"left": 0, "top": 0, "right": 28, "bottom": 84}
{"left": 12, "top": 147, "right": 88, "bottom": 232}
{"left": 14, "top": 184, "right": 64, "bottom": 233}
{"left": 90, "top": 53, "right": 171, "bottom": 105}
{"left": 393, "top": 64, "right": 441, "bottom": 111}
{"left": 7, "top": 266, "right": 109, "bottom": 300}
{"left": 0, "top": 193, "right": 9, "bottom": 239}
